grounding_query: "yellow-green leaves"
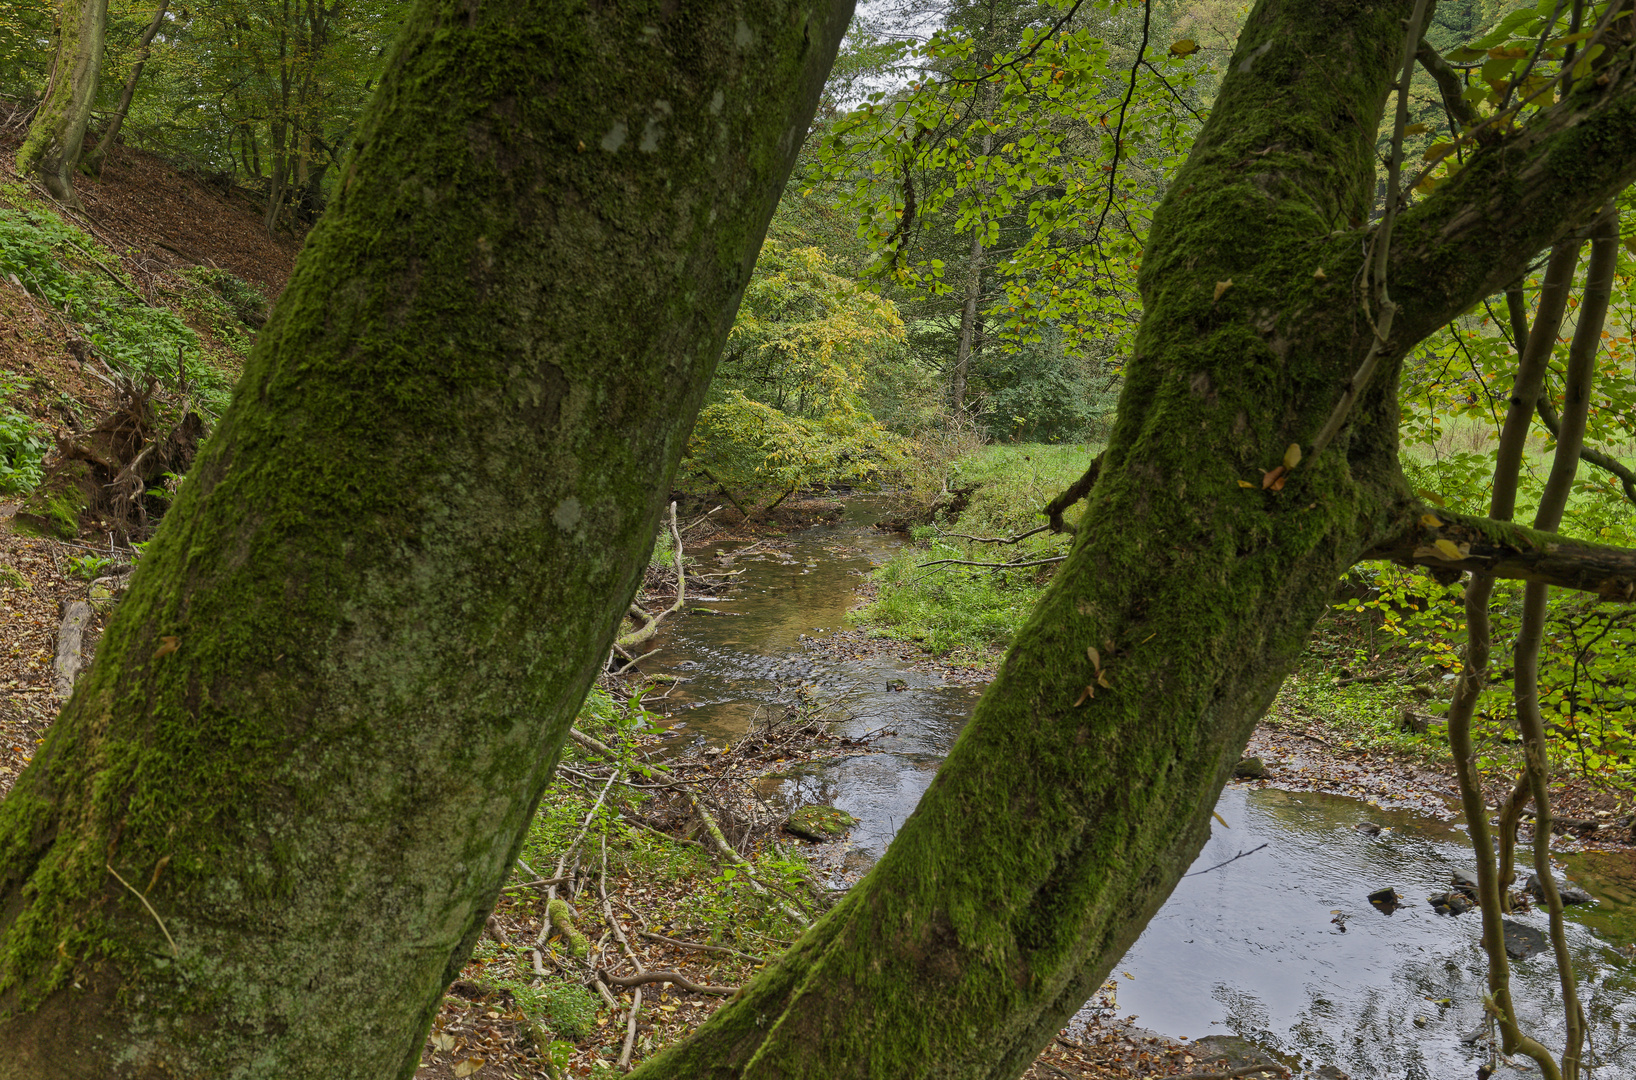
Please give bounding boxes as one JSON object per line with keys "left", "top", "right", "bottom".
{"left": 1169, "top": 39, "right": 1199, "bottom": 56}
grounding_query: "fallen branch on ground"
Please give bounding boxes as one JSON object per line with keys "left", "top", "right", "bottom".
{"left": 598, "top": 968, "right": 737, "bottom": 996}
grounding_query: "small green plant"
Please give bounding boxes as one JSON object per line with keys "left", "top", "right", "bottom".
{"left": 66, "top": 554, "right": 117, "bottom": 580}
{"left": 0, "top": 377, "right": 46, "bottom": 496}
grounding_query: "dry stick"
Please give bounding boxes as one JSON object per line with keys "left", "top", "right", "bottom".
{"left": 1511, "top": 203, "right": 1617, "bottom": 1080}
{"left": 1445, "top": 238, "right": 1586, "bottom": 1080}
{"left": 618, "top": 987, "right": 642, "bottom": 1070}
{"left": 536, "top": 767, "right": 620, "bottom": 947}
{"left": 601, "top": 833, "right": 644, "bottom": 1070}
{"left": 106, "top": 862, "right": 177, "bottom": 956}
{"left": 1306, "top": 0, "right": 1431, "bottom": 464}
{"left": 637, "top": 930, "right": 765, "bottom": 964}
{"left": 567, "top": 728, "right": 810, "bottom": 927}
{"left": 616, "top": 501, "right": 686, "bottom": 650}
{"left": 599, "top": 969, "right": 738, "bottom": 997}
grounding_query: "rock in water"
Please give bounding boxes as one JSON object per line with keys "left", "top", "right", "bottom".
{"left": 1367, "top": 887, "right": 1400, "bottom": 913}
{"left": 784, "top": 805, "right": 859, "bottom": 842}
{"left": 1354, "top": 821, "right": 1383, "bottom": 837}
{"left": 1525, "top": 873, "right": 1595, "bottom": 905}
{"left": 1430, "top": 891, "right": 1473, "bottom": 915}
{"left": 1503, "top": 919, "right": 1547, "bottom": 960}
{"left": 1233, "top": 756, "right": 1267, "bottom": 779}
{"left": 1450, "top": 868, "right": 1479, "bottom": 899}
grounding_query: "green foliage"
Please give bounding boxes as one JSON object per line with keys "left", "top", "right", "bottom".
{"left": 675, "top": 848, "right": 813, "bottom": 953}
{"left": 66, "top": 554, "right": 117, "bottom": 580}
{"left": 0, "top": 208, "right": 233, "bottom": 413}
{"left": 856, "top": 443, "right": 1089, "bottom": 659}
{"left": 685, "top": 240, "right": 917, "bottom": 510}
{"left": 818, "top": 0, "right": 1202, "bottom": 362}
{"left": 0, "top": 376, "right": 46, "bottom": 496}
{"left": 516, "top": 978, "right": 600, "bottom": 1043}
{"left": 686, "top": 390, "right": 909, "bottom": 511}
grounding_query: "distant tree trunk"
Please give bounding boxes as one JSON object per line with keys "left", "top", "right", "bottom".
{"left": 951, "top": 116, "right": 994, "bottom": 421}
{"left": 83, "top": 0, "right": 168, "bottom": 176}
{"left": 16, "top": 0, "right": 109, "bottom": 208}
{"left": 0, "top": 0, "right": 851, "bottom": 1075}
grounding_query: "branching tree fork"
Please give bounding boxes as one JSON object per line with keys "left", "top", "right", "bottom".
{"left": 7, "top": 0, "right": 1636, "bottom": 1079}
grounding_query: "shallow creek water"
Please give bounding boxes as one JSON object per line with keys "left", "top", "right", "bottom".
{"left": 646, "top": 502, "right": 1636, "bottom": 1080}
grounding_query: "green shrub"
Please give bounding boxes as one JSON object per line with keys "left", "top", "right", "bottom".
{"left": 0, "top": 378, "right": 46, "bottom": 495}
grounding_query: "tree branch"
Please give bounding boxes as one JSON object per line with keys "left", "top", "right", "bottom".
{"left": 1362, "top": 508, "right": 1636, "bottom": 599}
{"left": 1417, "top": 41, "right": 1479, "bottom": 127}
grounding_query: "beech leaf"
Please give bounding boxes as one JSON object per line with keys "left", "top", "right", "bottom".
{"left": 1074, "top": 686, "right": 1095, "bottom": 706}
{"left": 1087, "top": 645, "right": 1101, "bottom": 671}
{"left": 1213, "top": 279, "right": 1233, "bottom": 301}
{"left": 1433, "top": 538, "right": 1465, "bottom": 561}
{"left": 1403, "top": 122, "right": 1430, "bottom": 134}
{"left": 1282, "top": 443, "right": 1302, "bottom": 469}
{"left": 1261, "top": 465, "right": 1286, "bottom": 489}
{"left": 1238, "top": 480, "right": 1255, "bottom": 488}
{"left": 1097, "top": 671, "right": 1112, "bottom": 689}
{"left": 1420, "top": 513, "right": 1444, "bottom": 528}
{"left": 153, "top": 636, "right": 180, "bottom": 659}
{"left": 453, "top": 1058, "right": 486, "bottom": 1078}
{"left": 1169, "top": 38, "right": 1199, "bottom": 56}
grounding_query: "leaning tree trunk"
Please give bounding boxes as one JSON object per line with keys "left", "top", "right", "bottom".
{"left": 17, "top": 0, "right": 109, "bottom": 207}
{"left": 83, "top": 0, "right": 168, "bottom": 177}
{"left": 627, "top": 0, "right": 1636, "bottom": 1077}
{"left": 0, "top": 0, "right": 850, "bottom": 1076}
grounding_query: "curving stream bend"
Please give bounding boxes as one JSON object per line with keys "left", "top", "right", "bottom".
{"left": 646, "top": 500, "right": 1636, "bottom": 1080}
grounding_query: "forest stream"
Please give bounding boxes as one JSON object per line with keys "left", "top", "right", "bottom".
{"left": 646, "top": 499, "right": 1636, "bottom": 1080}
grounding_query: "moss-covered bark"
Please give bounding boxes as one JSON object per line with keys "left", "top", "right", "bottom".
{"left": 625, "top": 2, "right": 1636, "bottom": 1078}
{"left": 16, "top": 0, "right": 107, "bottom": 207}
{"left": 0, "top": 0, "right": 849, "bottom": 1075}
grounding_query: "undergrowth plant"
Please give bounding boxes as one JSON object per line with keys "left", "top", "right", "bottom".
{"left": 0, "top": 207, "right": 237, "bottom": 415}
{"left": 0, "top": 376, "right": 46, "bottom": 495}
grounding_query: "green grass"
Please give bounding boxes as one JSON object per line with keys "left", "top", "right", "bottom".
{"left": 853, "top": 442, "right": 1096, "bottom": 661}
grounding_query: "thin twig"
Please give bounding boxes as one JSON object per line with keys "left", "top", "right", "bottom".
{"left": 1183, "top": 843, "right": 1268, "bottom": 877}
{"left": 107, "top": 862, "right": 178, "bottom": 955}
{"left": 1091, "top": 0, "right": 1153, "bottom": 248}
{"left": 637, "top": 930, "right": 765, "bottom": 964}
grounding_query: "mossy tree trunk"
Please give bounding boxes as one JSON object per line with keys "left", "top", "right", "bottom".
{"left": 0, "top": 0, "right": 850, "bottom": 1076}
{"left": 17, "top": 0, "right": 108, "bottom": 207}
{"left": 623, "top": 1, "right": 1636, "bottom": 1078}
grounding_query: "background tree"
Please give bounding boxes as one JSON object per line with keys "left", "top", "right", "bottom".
{"left": 0, "top": 0, "right": 852, "bottom": 1074}
{"left": 16, "top": 0, "right": 108, "bottom": 206}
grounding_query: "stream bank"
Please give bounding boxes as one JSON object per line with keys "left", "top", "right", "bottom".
{"left": 624, "top": 494, "right": 1636, "bottom": 1080}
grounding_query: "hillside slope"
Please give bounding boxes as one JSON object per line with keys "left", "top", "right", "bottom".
{"left": 0, "top": 115, "right": 302, "bottom": 800}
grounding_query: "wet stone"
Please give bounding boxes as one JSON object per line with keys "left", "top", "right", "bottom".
{"left": 1232, "top": 756, "right": 1267, "bottom": 779}
{"left": 784, "top": 805, "right": 859, "bottom": 842}
{"left": 1451, "top": 868, "right": 1479, "bottom": 898}
{"left": 1367, "top": 887, "right": 1400, "bottom": 913}
{"left": 1430, "top": 891, "right": 1474, "bottom": 916}
{"left": 1503, "top": 918, "right": 1548, "bottom": 960}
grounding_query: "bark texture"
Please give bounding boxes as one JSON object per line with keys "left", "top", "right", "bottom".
{"left": 627, "top": 0, "right": 1636, "bottom": 1077}
{"left": 0, "top": 0, "right": 850, "bottom": 1075}
{"left": 17, "top": 0, "right": 108, "bottom": 207}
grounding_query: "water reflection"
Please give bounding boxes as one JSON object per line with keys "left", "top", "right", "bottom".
{"left": 1095, "top": 786, "right": 1636, "bottom": 1079}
